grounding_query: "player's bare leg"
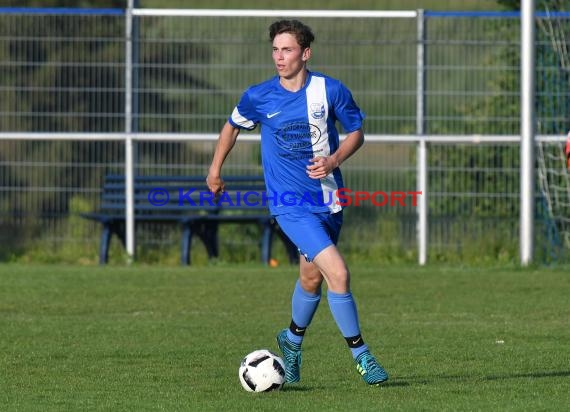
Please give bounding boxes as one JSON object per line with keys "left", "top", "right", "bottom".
{"left": 299, "top": 257, "right": 324, "bottom": 293}
{"left": 311, "top": 245, "right": 349, "bottom": 293}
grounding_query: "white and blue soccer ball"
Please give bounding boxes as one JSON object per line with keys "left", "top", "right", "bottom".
{"left": 238, "top": 349, "right": 286, "bottom": 392}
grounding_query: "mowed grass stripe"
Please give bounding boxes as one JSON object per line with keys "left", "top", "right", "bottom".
{"left": 0, "top": 263, "right": 569, "bottom": 411}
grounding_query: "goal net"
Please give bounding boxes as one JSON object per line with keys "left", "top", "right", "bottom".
{"left": 536, "top": 1, "right": 570, "bottom": 261}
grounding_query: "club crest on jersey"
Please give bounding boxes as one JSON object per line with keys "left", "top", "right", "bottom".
{"left": 310, "top": 103, "right": 325, "bottom": 119}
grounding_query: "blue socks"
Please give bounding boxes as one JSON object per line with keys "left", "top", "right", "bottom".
{"left": 285, "top": 282, "right": 369, "bottom": 359}
{"left": 327, "top": 290, "right": 369, "bottom": 359}
{"left": 286, "top": 280, "right": 321, "bottom": 345}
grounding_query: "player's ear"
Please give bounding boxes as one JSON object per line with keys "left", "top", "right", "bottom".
{"left": 302, "top": 47, "right": 311, "bottom": 62}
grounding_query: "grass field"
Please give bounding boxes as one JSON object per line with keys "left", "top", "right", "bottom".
{"left": 1, "top": 263, "right": 569, "bottom": 411}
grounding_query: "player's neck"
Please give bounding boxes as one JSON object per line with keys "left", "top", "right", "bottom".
{"left": 279, "top": 69, "right": 308, "bottom": 92}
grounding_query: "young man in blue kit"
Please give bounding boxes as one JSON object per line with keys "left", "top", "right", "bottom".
{"left": 206, "top": 19, "right": 388, "bottom": 386}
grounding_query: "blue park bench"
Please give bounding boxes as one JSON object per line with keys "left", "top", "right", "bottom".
{"left": 81, "top": 174, "right": 299, "bottom": 265}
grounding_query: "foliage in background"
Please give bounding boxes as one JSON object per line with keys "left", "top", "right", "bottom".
{"left": 1, "top": 1, "right": 568, "bottom": 264}
{"left": 427, "top": 0, "right": 569, "bottom": 264}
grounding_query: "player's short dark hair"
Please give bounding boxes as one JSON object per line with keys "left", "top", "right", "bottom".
{"left": 269, "top": 19, "right": 315, "bottom": 49}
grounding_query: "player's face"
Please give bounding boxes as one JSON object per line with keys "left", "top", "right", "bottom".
{"left": 272, "top": 33, "right": 310, "bottom": 79}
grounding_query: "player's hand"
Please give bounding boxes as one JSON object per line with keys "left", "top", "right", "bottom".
{"left": 306, "top": 156, "right": 338, "bottom": 179}
{"left": 206, "top": 174, "right": 225, "bottom": 195}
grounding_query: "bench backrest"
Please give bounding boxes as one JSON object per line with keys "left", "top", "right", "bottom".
{"left": 100, "top": 175, "right": 270, "bottom": 216}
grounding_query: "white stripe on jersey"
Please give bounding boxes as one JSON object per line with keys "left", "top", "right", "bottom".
{"left": 306, "top": 76, "right": 342, "bottom": 213}
{"left": 230, "top": 107, "right": 256, "bottom": 130}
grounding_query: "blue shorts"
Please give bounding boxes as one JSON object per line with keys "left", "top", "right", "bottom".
{"left": 275, "top": 211, "right": 343, "bottom": 262}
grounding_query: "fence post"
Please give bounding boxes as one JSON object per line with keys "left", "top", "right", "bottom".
{"left": 417, "top": 9, "right": 428, "bottom": 265}
{"left": 125, "top": 0, "right": 135, "bottom": 263}
{"left": 520, "top": 0, "right": 535, "bottom": 265}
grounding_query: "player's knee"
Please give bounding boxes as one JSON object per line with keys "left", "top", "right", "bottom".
{"left": 328, "top": 266, "right": 350, "bottom": 285}
{"left": 300, "top": 272, "right": 323, "bottom": 294}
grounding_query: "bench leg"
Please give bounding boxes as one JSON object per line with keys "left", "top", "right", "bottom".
{"left": 99, "top": 222, "right": 132, "bottom": 264}
{"left": 261, "top": 220, "right": 273, "bottom": 264}
{"left": 114, "top": 222, "right": 126, "bottom": 248}
{"left": 181, "top": 223, "right": 193, "bottom": 265}
{"left": 99, "top": 224, "right": 112, "bottom": 265}
{"left": 199, "top": 221, "right": 219, "bottom": 259}
{"left": 206, "top": 221, "right": 219, "bottom": 258}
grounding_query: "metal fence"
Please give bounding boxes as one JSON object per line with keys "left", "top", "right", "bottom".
{"left": 0, "top": 8, "right": 568, "bottom": 264}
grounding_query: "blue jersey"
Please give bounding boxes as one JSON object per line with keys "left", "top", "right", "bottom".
{"left": 228, "top": 71, "right": 364, "bottom": 215}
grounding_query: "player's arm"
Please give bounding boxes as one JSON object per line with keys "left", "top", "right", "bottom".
{"left": 306, "top": 128, "right": 364, "bottom": 180}
{"left": 207, "top": 121, "right": 241, "bottom": 194}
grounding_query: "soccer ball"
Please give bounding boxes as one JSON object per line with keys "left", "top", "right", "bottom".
{"left": 238, "top": 349, "right": 286, "bottom": 392}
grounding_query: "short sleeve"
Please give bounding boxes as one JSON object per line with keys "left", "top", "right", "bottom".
{"left": 229, "top": 90, "right": 259, "bottom": 131}
{"left": 331, "top": 82, "right": 365, "bottom": 133}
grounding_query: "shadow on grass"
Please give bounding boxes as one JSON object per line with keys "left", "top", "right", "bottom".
{"left": 379, "top": 381, "right": 411, "bottom": 387}
{"left": 484, "top": 370, "right": 570, "bottom": 380}
{"left": 282, "top": 386, "right": 320, "bottom": 392}
{"left": 400, "top": 370, "right": 570, "bottom": 384}
{"left": 282, "top": 380, "right": 410, "bottom": 391}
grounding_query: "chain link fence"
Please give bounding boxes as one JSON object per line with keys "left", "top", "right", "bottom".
{"left": 0, "top": 8, "right": 568, "bottom": 264}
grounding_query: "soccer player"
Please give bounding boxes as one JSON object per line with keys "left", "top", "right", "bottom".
{"left": 206, "top": 19, "right": 388, "bottom": 386}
